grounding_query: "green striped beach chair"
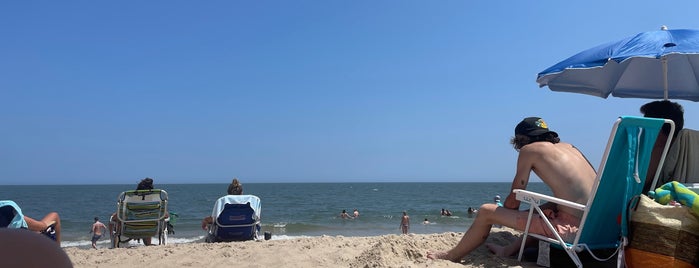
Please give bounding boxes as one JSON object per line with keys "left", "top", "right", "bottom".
{"left": 113, "top": 189, "right": 169, "bottom": 248}
{"left": 513, "top": 116, "right": 674, "bottom": 268}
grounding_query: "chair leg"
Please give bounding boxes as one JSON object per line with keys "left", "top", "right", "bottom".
{"left": 563, "top": 248, "right": 583, "bottom": 268}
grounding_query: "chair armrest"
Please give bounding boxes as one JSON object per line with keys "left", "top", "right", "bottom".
{"left": 513, "top": 189, "right": 586, "bottom": 211}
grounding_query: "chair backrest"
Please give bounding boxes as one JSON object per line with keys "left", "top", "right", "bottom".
{"left": 575, "top": 116, "right": 673, "bottom": 248}
{"left": 217, "top": 203, "right": 255, "bottom": 224}
{"left": 209, "top": 195, "right": 261, "bottom": 242}
{"left": 0, "top": 201, "right": 27, "bottom": 229}
{"left": 117, "top": 189, "right": 169, "bottom": 238}
{"left": 211, "top": 195, "right": 261, "bottom": 220}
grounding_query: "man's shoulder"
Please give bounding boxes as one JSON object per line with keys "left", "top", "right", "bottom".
{"left": 523, "top": 141, "right": 572, "bottom": 150}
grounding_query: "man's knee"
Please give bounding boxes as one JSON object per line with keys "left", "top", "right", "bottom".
{"left": 478, "top": 203, "right": 498, "bottom": 214}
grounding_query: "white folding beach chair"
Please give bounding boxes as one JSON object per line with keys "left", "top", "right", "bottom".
{"left": 513, "top": 116, "right": 674, "bottom": 268}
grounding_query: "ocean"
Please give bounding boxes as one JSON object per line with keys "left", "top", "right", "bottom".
{"left": 0, "top": 182, "right": 550, "bottom": 249}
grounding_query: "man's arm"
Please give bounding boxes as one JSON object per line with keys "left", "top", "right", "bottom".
{"left": 504, "top": 148, "right": 536, "bottom": 210}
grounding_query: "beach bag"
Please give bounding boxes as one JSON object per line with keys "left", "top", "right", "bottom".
{"left": 626, "top": 194, "right": 699, "bottom": 267}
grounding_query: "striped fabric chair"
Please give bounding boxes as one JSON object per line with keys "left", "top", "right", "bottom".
{"left": 113, "top": 189, "right": 169, "bottom": 248}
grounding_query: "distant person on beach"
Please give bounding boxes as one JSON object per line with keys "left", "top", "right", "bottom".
{"left": 423, "top": 218, "right": 430, "bottom": 225}
{"left": 427, "top": 117, "right": 596, "bottom": 261}
{"left": 90, "top": 217, "right": 107, "bottom": 249}
{"left": 400, "top": 211, "right": 410, "bottom": 234}
{"left": 492, "top": 195, "right": 503, "bottom": 228}
{"left": 110, "top": 177, "right": 166, "bottom": 246}
{"left": 494, "top": 195, "right": 503, "bottom": 207}
{"left": 339, "top": 210, "right": 352, "bottom": 219}
{"left": 640, "top": 100, "right": 685, "bottom": 193}
{"left": 201, "top": 178, "right": 243, "bottom": 230}
{"left": 353, "top": 209, "right": 360, "bottom": 218}
{"left": 440, "top": 208, "right": 452, "bottom": 216}
{"left": 467, "top": 207, "right": 477, "bottom": 215}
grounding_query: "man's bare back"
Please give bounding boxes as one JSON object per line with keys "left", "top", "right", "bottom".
{"left": 510, "top": 141, "right": 595, "bottom": 217}
{"left": 92, "top": 221, "right": 106, "bottom": 236}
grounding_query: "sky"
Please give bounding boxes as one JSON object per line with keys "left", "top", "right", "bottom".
{"left": 2, "top": 1, "right": 699, "bottom": 185}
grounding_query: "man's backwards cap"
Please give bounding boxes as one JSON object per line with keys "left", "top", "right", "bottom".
{"left": 515, "top": 117, "right": 558, "bottom": 137}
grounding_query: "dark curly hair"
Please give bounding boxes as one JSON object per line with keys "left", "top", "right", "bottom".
{"left": 510, "top": 132, "right": 560, "bottom": 150}
{"left": 640, "top": 100, "right": 684, "bottom": 139}
{"left": 136, "top": 177, "right": 154, "bottom": 190}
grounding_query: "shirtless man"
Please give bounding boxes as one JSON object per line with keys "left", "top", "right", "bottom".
{"left": 90, "top": 217, "right": 107, "bottom": 249}
{"left": 427, "top": 117, "right": 596, "bottom": 262}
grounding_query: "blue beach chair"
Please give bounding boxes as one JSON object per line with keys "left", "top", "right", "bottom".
{"left": 513, "top": 116, "right": 674, "bottom": 268}
{"left": 205, "top": 195, "right": 261, "bottom": 242}
{"left": 113, "top": 189, "right": 169, "bottom": 248}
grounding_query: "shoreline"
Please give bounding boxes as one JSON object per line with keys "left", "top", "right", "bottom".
{"left": 65, "top": 228, "right": 538, "bottom": 268}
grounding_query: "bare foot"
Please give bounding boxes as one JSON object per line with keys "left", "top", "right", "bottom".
{"left": 426, "top": 251, "right": 459, "bottom": 262}
{"left": 485, "top": 243, "right": 507, "bottom": 257}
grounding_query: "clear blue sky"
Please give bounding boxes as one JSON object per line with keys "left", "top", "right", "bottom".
{"left": 2, "top": 1, "right": 698, "bottom": 185}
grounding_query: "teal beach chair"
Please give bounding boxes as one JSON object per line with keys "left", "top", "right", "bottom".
{"left": 113, "top": 189, "right": 169, "bottom": 248}
{"left": 0, "top": 200, "right": 28, "bottom": 229}
{"left": 513, "top": 116, "right": 674, "bottom": 268}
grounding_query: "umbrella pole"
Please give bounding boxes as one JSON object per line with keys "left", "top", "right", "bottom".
{"left": 662, "top": 57, "right": 669, "bottom": 100}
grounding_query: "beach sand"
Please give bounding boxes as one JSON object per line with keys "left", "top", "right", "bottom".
{"left": 65, "top": 227, "right": 538, "bottom": 268}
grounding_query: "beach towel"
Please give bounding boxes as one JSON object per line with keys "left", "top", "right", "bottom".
{"left": 660, "top": 128, "right": 699, "bottom": 185}
{"left": 650, "top": 181, "right": 699, "bottom": 216}
{"left": 626, "top": 194, "right": 699, "bottom": 267}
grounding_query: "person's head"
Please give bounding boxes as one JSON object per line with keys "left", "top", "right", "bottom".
{"left": 511, "top": 117, "right": 560, "bottom": 150}
{"left": 640, "top": 100, "right": 684, "bottom": 139}
{"left": 342, "top": 209, "right": 346, "bottom": 213}
{"left": 136, "top": 177, "right": 154, "bottom": 190}
{"left": 94, "top": 217, "right": 99, "bottom": 222}
{"left": 227, "top": 178, "right": 243, "bottom": 195}
{"left": 403, "top": 211, "right": 407, "bottom": 215}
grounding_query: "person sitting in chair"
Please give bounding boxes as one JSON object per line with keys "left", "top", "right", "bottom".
{"left": 639, "top": 100, "right": 685, "bottom": 193}
{"left": 427, "top": 117, "right": 596, "bottom": 261}
{"left": 0, "top": 200, "right": 63, "bottom": 246}
{"left": 201, "top": 178, "right": 243, "bottom": 230}
{"left": 109, "top": 177, "right": 166, "bottom": 246}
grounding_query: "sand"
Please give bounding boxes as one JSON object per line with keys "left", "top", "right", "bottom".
{"left": 64, "top": 227, "right": 539, "bottom": 268}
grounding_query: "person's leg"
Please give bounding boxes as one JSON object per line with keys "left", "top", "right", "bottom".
{"left": 24, "top": 212, "right": 61, "bottom": 245}
{"left": 91, "top": 235, "right": 98, "bottom": 249}
{"left": 41, "top": 212, "right": 61, "bottom": 244}
{"left": 143, "top": 237, "right": 152, "bottom": 246}
{"left": 427, "top": 203, "right": 522, "bottom": 262}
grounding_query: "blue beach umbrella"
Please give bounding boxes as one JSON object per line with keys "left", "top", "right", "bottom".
{"left": 537, "top": 26, "right": 699, "bottom": 102}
